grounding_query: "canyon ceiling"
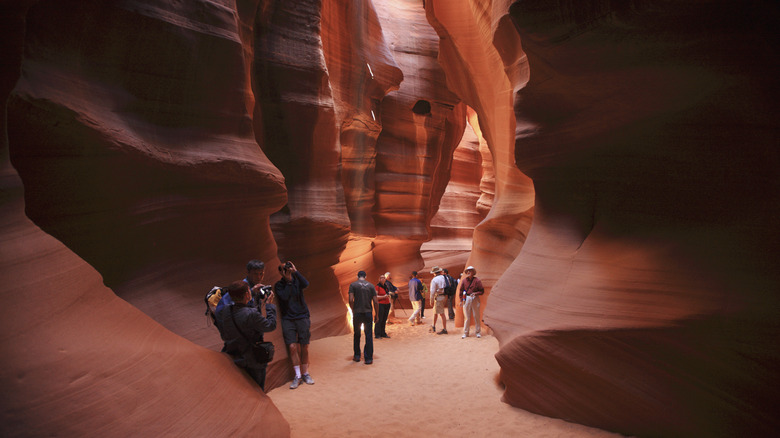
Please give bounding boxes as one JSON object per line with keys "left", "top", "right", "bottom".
{"left": 1, "top": 0, "right": 778, "bottom": 437}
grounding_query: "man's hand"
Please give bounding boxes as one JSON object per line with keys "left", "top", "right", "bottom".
{"left": 262, "top": 290, "right": 274, "bottom": 305}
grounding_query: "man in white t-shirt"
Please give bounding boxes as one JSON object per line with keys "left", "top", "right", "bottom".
{"left": 429, "top": 266, "right": 448, "bottom": 335}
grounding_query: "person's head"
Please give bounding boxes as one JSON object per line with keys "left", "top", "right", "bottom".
{"left": 246, "top": 260, "right": 265, "bottom": 285}
{"left": 228, "top": 281, "right": 250, "bottom": 304}
{"left": 384, "top": 272, "right": 391, "bottom": 280}
{"left": 357, "top": 270, "right": 367, "bottom": 279}
{"left": 464, "top": 266, "right": 476, "bottom": 278}
{"left": 411, "top": 271, "right": 418, "bottom": 278}
{"left": 378, "top": 275, "right": 385, "bottom": 283}
{"left": 431, "top": 266, "right": 442, "bottom": 276}
{"left": 277, "top": 262, "right": 293, "bottom": 281}
{"left": 443, "top": 268, "right": 449, "bottom": 275}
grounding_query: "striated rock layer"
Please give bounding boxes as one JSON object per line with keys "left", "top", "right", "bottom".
{"left": 425, "top": 0, "right": 535, "bottom": 330}
{"left": 487, "top": 1, "right": 780, "bottom": 436}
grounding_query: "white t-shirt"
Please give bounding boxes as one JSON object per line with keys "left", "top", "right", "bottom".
{"left": 430, "top": 274, "right": 447, "bottom": 300}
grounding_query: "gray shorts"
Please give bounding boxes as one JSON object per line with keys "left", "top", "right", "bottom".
{"left": 282, "top": 318, "right": 311, "bottom": 345}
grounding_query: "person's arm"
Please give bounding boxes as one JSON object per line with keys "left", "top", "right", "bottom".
{"left": 456, "top": 276, "right": 465, "bottom": 306}
{"left": 348, "top": 284, "right": 355, "bottom": 306}
{"left": 252, "top": 292, "right": 277, "bottom": 333}
{"left": 293, "top": 270, "right": 309, "bottom": 290}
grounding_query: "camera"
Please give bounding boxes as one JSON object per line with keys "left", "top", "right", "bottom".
{"left": 255, "top": 285, "right": 273, "bottom": 301}
{"left": 284, "top": 261, "right": 293, "bottom": 269}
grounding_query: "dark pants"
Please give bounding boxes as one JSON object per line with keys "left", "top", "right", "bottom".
{"left": 245, "top": 365, "right": 267, "bottom": 391}
{"left": 375, "top": 303, "right": 391, "bottom": 337}
{"left": 353, "top": 311, "right": 374, "bottom": 360}
{"left": 420, "top": 301, "right": 425, "bottom": 318}
{"left": 447, "top": 296, "right": 455, "bottom": 319}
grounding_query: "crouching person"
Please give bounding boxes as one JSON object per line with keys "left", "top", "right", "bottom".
{"left": 215, "top": 281, "right": 277, "bottom": 391}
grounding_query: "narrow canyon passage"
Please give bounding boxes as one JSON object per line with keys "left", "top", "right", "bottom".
{"left": 268, "top": 319, "right": 621, "bottom": 438}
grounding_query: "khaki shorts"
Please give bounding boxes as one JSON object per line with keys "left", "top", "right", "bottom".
{"left": 433, "top": 295, "right": 447, "bottom": 314}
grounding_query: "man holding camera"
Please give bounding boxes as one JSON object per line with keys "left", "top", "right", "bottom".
{"left": 274, "top": 261, "right": 314, "bottom": 389}
{"left": 215, "top": 260, "right": 268, "bottom": 314}
{"left": 215, "top": 281, "right": 277, "bottom": 391}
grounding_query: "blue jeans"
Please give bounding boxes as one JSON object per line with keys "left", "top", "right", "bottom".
{"left": 353, "top": 311, "right": 374, "bottom": 360}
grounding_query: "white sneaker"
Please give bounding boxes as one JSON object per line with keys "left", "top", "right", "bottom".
{"left": 302, "top": 374, "right": 314, "bottom": 385}
{"left": 290, "top": 377, "right": 301, "bottom": 389}
{"left": 476, "top": 333, "right": 481, "bottom": 338}
{"left": 462, "top": 334, "right": 467, "bottom": 339}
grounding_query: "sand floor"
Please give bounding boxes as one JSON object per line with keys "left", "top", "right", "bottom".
{"left": 268, "top": 315, "right": 623, "bottom": 437}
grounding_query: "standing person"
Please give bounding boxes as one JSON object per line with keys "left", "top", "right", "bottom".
{"left": 375, "top": 275, "right": 391, "bottom": 339}
{"left": 407, "top": 271, "right": 423, "bottom": 326}
{"left": 384, "top": 272, "right": 398, "bottom": 319}
{"left": 457, "top": 266, "right": 484, "bottom": 338}
{"left": 429, "top": 266, "right": 448, "bottom": 335}
{"left": 443, "top": 268, "right": 457, "bottom": 320}
{"left": 215, "top": 281, "right": 277, "bottom": 391}
{"left": 274, "top": 261, "right": 314, "bottom": 389}
{"left": 349, "top": 271, "right": 378, "bottom": 364}
{"left": 420, "top": 282, "right": 427, "bottom": 320}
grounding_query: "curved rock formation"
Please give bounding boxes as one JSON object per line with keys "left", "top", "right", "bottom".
{"left": 424, "top": 0, "right": 535, "bottom": 328}
{"left": 487, "top": 1, "right": 780, "bottom": 436}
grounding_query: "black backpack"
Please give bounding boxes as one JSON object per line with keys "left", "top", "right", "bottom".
{"left": 444, "top": 275, "right": 456, "bottom": 297}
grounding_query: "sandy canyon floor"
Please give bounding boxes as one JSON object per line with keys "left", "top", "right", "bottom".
{"left": 268, "top": 313, "right": 624, "bottom": 437}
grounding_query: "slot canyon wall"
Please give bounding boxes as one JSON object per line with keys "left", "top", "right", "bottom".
{"left": 1, "top": 1, "right": 778, "bottom": 437}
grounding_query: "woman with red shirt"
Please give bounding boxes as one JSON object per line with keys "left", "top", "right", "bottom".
{"left": 374, "top": 275, "right": 392, "bottom": 339}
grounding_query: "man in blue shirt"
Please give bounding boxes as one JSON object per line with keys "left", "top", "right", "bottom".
{"left": 274, "top": 261, "right": 313, "bottom": 389}
{"left": 215, "top": 260, "right": 267, "bottom": 314}
{"left": 407, "top": 271, "right": 423, "bottom": 326}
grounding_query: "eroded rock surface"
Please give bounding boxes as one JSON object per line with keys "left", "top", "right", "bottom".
{"left": 486, "top": 2, "right": 780, "bottom": 436}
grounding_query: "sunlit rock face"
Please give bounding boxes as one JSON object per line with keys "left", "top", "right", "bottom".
{"left": 488, "top": 1, "right": 780, "bottom": 436}
{"left": 425, "top": 0, "right": 535, "bottom": 328}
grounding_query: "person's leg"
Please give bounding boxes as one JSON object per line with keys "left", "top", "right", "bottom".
{"left": 300, "top": 344, "right": 309, "bottom": 373}
{"left": 409, "top": 300, "right": 420, "bottom": 324}
{"left": 420, "top": 300, "right": 425, "bottom": 318}
{"left": 474, "top": 297, "right": 481, "bottom": 336}
{"left": 246, "top": 365, "right": 267, "bottom": 391}
{"left": 362, "top": 312, "right": 374, "bottom": 361}
{"left": 353, "top": 314, "right": 362, "bottom": 359}
{"left": 463, "top": 297, "right": 472, "bottom": 337}
{"left": 298, "top": 318, "right": 312, "bottom": 376}
{"left": 380, "top": 303, "right": 390, "bottom": 336}
{"left": 448, "top": 296, "right": 455, "bottom": 320}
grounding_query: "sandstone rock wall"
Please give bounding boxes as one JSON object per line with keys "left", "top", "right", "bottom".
{"left": 486, "top": 1, "right": 780, "bottom": 436}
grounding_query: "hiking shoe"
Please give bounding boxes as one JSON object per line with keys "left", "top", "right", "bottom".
{"left": 430, "top": 325, "right": 436, "bottom": 333}
{"left": 381, "top": 335, "right": 391, "bottom": 338}
{"left": 476, "top": 334, "right": 482, "bottom": 338}
{"left": 365, "top": 359, "right": 373, "bottom": 365}
{"left": 302, "top": 374, "right": 314, "bottom": 385}
{"left": 462, "top": 334, "right": 467, "bottom": 339}
{"left": 353, "top": 355, "right": 361, "bottom": 362}
{"left": 289, "top": 377, "right": 301, "bottom": 389}
{"left": 437, "top": 329, "right": 448, "bottom": 335}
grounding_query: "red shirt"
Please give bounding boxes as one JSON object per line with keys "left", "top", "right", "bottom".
{"left": 376, "top": 282, "right": 391, "bottom": 304}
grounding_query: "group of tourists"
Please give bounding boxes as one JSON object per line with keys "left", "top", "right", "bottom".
{"left": 406, "top": 265, "right": 484, "bottom": 338}
{"left": 212, "top": 260, "right": 484, "bottom": 392}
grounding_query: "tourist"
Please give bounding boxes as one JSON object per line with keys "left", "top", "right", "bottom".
{"left": 375, "top": 274, "right": 391, "bottom": 339}
{"left": 429, "top": 266, "right": 448, "bottom": 334}
{"left": 215, "top": 281, "right": 277, "bottom": 391}
{"left": 443, "top": 268, "right": 457, "bottom": 320}
{"left": 274, "top": 261, "right": 314, "bottom": 389}
{"left": 407, "top": 271, "right": 423, "bottom": 326}
{"left": 458, "top": 266, "right": 484, "bottom": 338}
{"left": 349, "top": 271, "right": 378, "bottom": 364}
